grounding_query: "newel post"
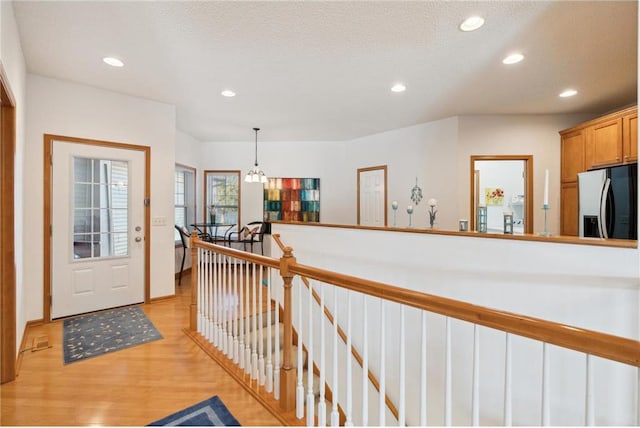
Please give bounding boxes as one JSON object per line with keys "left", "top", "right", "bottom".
{"left": 279, "top": 246, "right": 297, "bottom": 411}
{"left": 189, "top": 231, "right": 199, "bottom": 331}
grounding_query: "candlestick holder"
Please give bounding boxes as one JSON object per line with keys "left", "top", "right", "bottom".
{"left": 392, "top": 203, "right": 398, "bottom": 227}
{"left": 407, "top": 206, "right": 414, "bottom": 228}
{"left": 428, "top": 206, "right": 437, "bottom": 229}
{"left": 539, "top": 204, "right": 551, "bottom": 236}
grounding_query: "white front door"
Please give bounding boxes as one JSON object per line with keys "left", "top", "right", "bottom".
{"left": 358, "top": 167, "right": 386, "bottom": 226}
{"left": 51, "top": 141, "right": 145, "bottom": 319}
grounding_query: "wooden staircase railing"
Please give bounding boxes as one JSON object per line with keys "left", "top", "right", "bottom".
{"left": 188, "top": 231, "right": 640, "bottom": 426}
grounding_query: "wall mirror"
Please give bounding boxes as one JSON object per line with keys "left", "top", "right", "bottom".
{"left": 470, "top": 155, "right": 533, "bottom": 234}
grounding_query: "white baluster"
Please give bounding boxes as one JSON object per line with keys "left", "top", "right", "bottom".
{"left": 504, "top": 333, "right": 512, "bottom": 426}
{"left": 318, "top": 283, "right": 327, "bottom": 427}
{"left": 362, "top": 296, "right": 369, "bottom": 427}
{"left": 637, "top": 367, "right": 640, "bottom": 426}
{"left": 274, "top": 281, "right": 281, "bottom": 400}
{"left": 233, "top": 257, "right": 239, "bottom": 364}
{"left": 542, "top": 342, "right": 550, "bottom": 426}
{"left": 207, "top": 253, "right": 218, "bottom": 344}
{"left": 420, "top": 311, "right": 427, "bottom": 426}
{"left": 252, "top": 262, "right": 258, "bottom": 379}
{"left": 471, "top": 324, "right": 480, "bottom": 426}
{"left": 398, "top": 305, "right": 405, "bottom": 427}
{"left": 220, "top": 254, "right": 228, "bottom": 355}
{"left": 330, "top": 289, "right": 339, "bottom": 427}
{"left": 227, "top": 256, "right": 233, "bottom": 358}
{"left": 585, "top": 354, "right": 594, "bottom": 426}
{"left": 266, "top": 268, "right": 273, "bottom": 393}
{"left": 219, "top": 254, "right": 226, "bottom": 351}
{"left": 238, "top": 261, "right": 245, "bottom": 370}
{"left": 212, "top": 252, "right": 218, "bottom": 347}
{"left": 346, "top": 291, "right": 353, "bottom": 427}
{"left": 197, "top": 248, "right": 202, "bottom": 333}
{"left": 203, "top": 250, "right": 209, "bottom": 341}
{"left": 307, "top": 280, "right": 315, "bottom": 426}
{"left": 259, "top": 264, "right": 265, "bottom": 386}
{"left": 207, "top": 253, "right": 215, "bottom": 342}
{"left": 297, "top": 278, "right": 305, "bottom": 420}
{"left": 245, "top": 261, "right": 251, "bottom": 374}
{"left": 379, "top": 300, "right": 385, "bottom": 427}
{"left": 445, "top": 317, "right": 452, "bottom": 426}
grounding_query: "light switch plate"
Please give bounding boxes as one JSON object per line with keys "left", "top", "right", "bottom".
{"left": 152, "top": 216, "right": 166, "bottom": 226}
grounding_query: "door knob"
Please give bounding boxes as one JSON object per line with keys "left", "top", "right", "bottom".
{"left": 135, "top": 237, "right": 142, "bottom": 242}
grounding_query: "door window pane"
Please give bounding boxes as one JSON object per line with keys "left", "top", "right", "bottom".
{"left": 73, "top": 157, "right": 129, "bottom": 259}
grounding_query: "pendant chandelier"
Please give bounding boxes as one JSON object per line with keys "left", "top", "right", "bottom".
{"left": 245, "top": 127, "right": 268, "bottom": 183}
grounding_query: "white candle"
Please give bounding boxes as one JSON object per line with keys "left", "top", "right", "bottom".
{"left": 392, "top": 201, "right": 398, "bottom": 210}
{"left": 407, "top": 205, "right": 413, "bottom": 214}
{"left": 543, "top": 169, "right": 549, "bottom": 207}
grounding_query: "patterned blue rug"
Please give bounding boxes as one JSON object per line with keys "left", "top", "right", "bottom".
{"left": 63, "top": 305, "right": 163, "bottom": 364}
{"left": 148, "top": 395, "right": 240, "bottom": 426}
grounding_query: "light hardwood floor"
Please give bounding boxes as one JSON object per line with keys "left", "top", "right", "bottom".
{"left": 0, "top": 273, "right": 284, "bottom": 426}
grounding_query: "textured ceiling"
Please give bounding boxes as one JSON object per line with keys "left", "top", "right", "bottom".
{"left": 12, "top": 1, "right": 638, "bottom": 142}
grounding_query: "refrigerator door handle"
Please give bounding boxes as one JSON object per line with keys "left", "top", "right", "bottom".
{"left": 600, "top": 177, "right": 611, "bottom": 239}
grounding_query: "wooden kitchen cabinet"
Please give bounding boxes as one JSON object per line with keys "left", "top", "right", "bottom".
{"left": 587, "top": 117, "right": 623, "bottom": 168}
{"left": 560, "top": 129, "right": 585, "bottom": 182}
{"left": 623, "top": 111, "right": 637, "bottom": 163}
{"left": 560, "top": 182, "right": 579, "bottom": 236}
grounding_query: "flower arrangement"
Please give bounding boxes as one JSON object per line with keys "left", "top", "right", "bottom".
{"left": 428, "top": 198, "right": 437, "bottom": 228}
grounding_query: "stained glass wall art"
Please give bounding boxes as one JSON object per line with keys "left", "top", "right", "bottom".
{"left": 264, "top": 177, "right": 320, "bottom": 222}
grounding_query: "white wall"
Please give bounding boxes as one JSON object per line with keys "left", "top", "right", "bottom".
{"left": 195, "top": 114, "right": 599, "bottom": 235}
{"left": 25, "top": 75, "right": 177, "bottom": 320}
{"left": 1, "top": 0, "right": 27, "bottom": 354}
{"left": 198, "top": 139, "right": 346, "bottom": 226}
{"left": 174, "top": 130, "right": 203, "bottom": 273}
{"left": 272, "top": 222, "right": 639, "bottom": 425}
{"left": 345, "top": 117, "right": 460, "bottom": 229}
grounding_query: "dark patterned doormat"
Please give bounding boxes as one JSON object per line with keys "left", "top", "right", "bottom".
{"left": 148, "top": 396, "right": 240, "bottom": 426}
{"left": 63, "top": 305, "right": 163, "bottom": 364}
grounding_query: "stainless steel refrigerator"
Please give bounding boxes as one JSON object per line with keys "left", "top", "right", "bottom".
{"left": 577, "top": 164, "right": 637, "bottom": 239}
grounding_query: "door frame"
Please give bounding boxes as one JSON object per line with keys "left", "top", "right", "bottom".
{"left": 43, "top": 134, "right": 151, "bottom": 322}
{"left": 469, "top": 155, "right": 533, "bottom": 233}
{"left": 357, "top": 165, "right": 388, "bottom": 226}
{"left": 1, "top": 64, "right": 17, "bottom": 383}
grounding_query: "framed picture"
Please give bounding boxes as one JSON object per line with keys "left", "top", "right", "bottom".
{"left": 485, "top": 187, "right": 504, "bottom": 206}
{"left": 264, "top": 177, "right": 320, "bottom": 222}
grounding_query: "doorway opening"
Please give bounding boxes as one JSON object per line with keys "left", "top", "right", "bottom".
{"left": 470, "top": 155, "right": 533, "bottom": 234}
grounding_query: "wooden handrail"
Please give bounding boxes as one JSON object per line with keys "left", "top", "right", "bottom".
{"left": 288, "top": 262, "right": 640, "bottom": 368}
{"left": 191, "top": 234, "right": 280, "bottom": 269}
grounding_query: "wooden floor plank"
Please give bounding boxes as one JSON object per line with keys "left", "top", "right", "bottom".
{"left": 0, "top": 273, "right": 284, "bottom": 426}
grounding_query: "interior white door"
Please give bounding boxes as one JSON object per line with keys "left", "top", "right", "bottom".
{"left": 359, "top": 168, "right": 386, "bottom": 226}
{"left": 51, "top": 141, "right": 145, "bottom": 319}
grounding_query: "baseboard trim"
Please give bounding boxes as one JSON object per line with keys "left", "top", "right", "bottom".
{"left": 15, "top": 319, "right": 44, "bottom": 376}
{"left": 183, "top": 328, "right": 304, "bottom": 427}
{"left": 149, "top": 294, "right": 176, "bottom": 303}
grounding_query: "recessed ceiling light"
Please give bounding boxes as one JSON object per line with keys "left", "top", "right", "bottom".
{"left": 502, "top": 53, "right": 524, "bottom": 65}
{"left": 391, "top": 83, "right": 406, "bottom": 93}
{"left": 460, "top": 16, "right": 485, "bottom": 32}
{"left": 559, "top": 89, "right": 578, "bottom": 98}
{"left": 102, "top": 57, "right": 124, "bottom": 67}
{"left": 221, "top": 90, "right": 236, "bottom": 97}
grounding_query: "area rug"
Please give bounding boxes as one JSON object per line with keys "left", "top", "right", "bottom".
{"left": 148, "top": 395, "right": 240, "bottom": 426}
{"left": 63, "top": 305, "right": 163, "bottom": 364}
